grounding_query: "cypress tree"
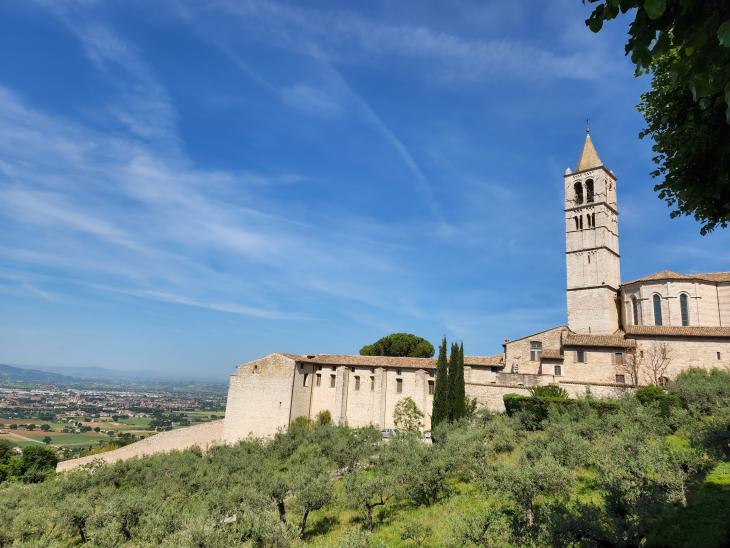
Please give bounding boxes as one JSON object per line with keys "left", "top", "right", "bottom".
{"left": 446, "top": 342, "right": 459, "bottom": 422}
{"left": 453, "top": 342, "right": 466, "bottom": 420}
{"left": 431, "top": 337, "right": 449, "bottom": 428}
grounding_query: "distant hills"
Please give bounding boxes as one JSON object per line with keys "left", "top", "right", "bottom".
{"left": 0, "top": 363, "right": 77, "bottom": 383}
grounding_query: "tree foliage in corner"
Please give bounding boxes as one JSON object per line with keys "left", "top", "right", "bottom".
{"left": 585, "top": 0, "right": 730, "bottom": 234}
{"left": 359, "top": 333, "right": 434, "bottom": 358}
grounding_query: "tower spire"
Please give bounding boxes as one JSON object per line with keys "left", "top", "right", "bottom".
{"left": 576, "top": 130, "right": 602, "bottom": 172}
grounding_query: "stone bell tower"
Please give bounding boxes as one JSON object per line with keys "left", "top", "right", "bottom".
{"left": 564, "top": 130, "right": 621, "bottom": 334}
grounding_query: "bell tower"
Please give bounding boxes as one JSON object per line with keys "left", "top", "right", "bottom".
{"left": 564, "top": 130, "right": 621, "bottom": 334}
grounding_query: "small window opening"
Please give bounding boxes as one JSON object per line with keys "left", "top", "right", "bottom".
{"left": 574, "top": 182, "right": 583, "bottom": 205}
{"left": 613, "top": 352, "right": 624, "bottom": 365}
{"left": 632, "top": 296, "right": 641, "bottom": 326}
{"left": 576, "top": 349, "right": 586, "bottom": 363}
{"left": 370, "top": 376, "right": 375, "bottom": 391}
{"left": 653, "top": 294, "right": 663, "bottom": 326}
{"left": 396, "top": 378, "right": 403, "bottom": 393}
{"left": 354, "top": 376, "right": 360, "bottom": 391}
{"left": 579, "top": 215, "right": 584, "bottom": 230}
{"left": 529, "top": 341, "right": 542, "bottom": 361}
{"left": 615, "top": 374, "right": 625, "bottom": 384}
{"left": 316, "top": 374, "right": 321, "bottom": 387}
{"left": 574, "top": 216, "right": 579, "bottom": 230}
{"left": 396, "top": 368, "right": 402, "bottom": 375}
{"left": 554, "top": 365, "right": 562, "bottom": 376}
{"left": 586, "top": 179, "right": 594, "bottom": 203}
{"left": 717, "top": 352, "right": 722, "bottom": 360}
{"left": 330, "top": 375, "right": 336, "bottom": 388}
{"left": 428, "top": 380, "right": 435, "bottom": 395}
{"left": 680, "top": 293, "right": 690, "bottom": 326}
{"left": 303, "top": 373, "right": 309, "bottom": 387}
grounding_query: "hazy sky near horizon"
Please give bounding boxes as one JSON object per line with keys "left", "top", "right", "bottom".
{"left": 1, "top": 1, "right": 729, "bottom": 381}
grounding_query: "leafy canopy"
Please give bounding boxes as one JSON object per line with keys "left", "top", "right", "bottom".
{"left": 585, "top": 0, "right": 730, "bottom": 234}
{"left": 359, "top": 333, "right": 434, "bottom": 358}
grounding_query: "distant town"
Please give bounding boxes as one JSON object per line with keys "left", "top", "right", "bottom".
{"left": 0, "top": 378, "right": 226, "bottom": 460}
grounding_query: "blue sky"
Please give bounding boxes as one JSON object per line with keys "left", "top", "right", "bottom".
{"left": 1, "top": 1, "right": 729, "bottom": 381}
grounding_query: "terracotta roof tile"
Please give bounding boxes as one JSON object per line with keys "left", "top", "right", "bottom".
{"left": 563, "top": 332, "right": 635, "bottom": 348}
{"left": 625, "top": 325, "right": 730, "bottom": 338}
{"left": 540, "top": 349, "right": 564, "bottom": 360}
{"left": 622, "top": 270, "right": 730, "bottom": 285}
{"left": 294, "top": 354, "right": 504, "bottom": 369}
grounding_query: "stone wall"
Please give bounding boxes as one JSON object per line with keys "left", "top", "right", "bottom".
{"left": 504, "top": 326, "right": 566, "bottom": 375}
{"left": 222, "top": 353, "right": 296, "bottom": 443}
{"left": 57, "top": 420, "right": 223, "bottom": 472}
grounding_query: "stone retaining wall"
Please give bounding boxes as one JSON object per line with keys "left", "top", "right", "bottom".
{"left": 56, "top": 420, "right": 224, "bottom": 472}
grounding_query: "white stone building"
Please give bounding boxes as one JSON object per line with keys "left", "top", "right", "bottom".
{"left": 58, "top": 132, "right": 730, "bottom": 471}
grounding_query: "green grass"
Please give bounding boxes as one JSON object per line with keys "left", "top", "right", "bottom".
{"left": 646, "top": 461, "right": 730, "bottom": 548}
{"left": 28, "top": 433, "right": 105, "bottom": 448}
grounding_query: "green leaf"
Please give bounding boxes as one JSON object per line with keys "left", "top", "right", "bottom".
{"left": 718, "top": 20, "right": 730, "bottom": 48}
{"left": 644, "top": 0, "right": 666, "bottom": 20}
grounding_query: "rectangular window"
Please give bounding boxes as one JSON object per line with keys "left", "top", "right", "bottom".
{"left": 529, "top": 341, "right": 542, "bottom": 361}
{"left": 354, "top": 376, "right": 360, "bottom": 391}
{"left": 396, "top": 378, "right": 403, "bottom": 394}
{"left": 613, "top": 352, "right": 624, "bottom": 365}
{"left": 428, "top": 380, "right": 435, "bottom": 395}
{"left": 370, "top": 376, "right": 375, "bottom": 391}
{"left": 554, "top": 365, "right": 562, "bottom": 376}
{"left": 616, "top": 374, "right": 625, "bottom": 384}
{"left": 330, "top": 375, "right": 336, "bottom": 388}
{"left": 351, "top": 367, "right": 356, "bottom": 372}
{"left": 316, "top": 374, "right": 321, "bottom": 387}
{"left": 396, "top": 368, "right": 402, "bottom": 375}
{"left": 303, "top": 373, "right": 309, "bottom": 387}
{"left": 718, "top": 352, "right": 722, "bottom": 360}
{"left": 576, "top": 349, "right": 586, "bottom": 363}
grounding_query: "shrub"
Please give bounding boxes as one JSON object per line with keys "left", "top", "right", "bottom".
{"left": 315, "top": 410, "right": 332, "bottom": 426}
{"left": 503, "top": 394, "right": 619, "bottom": 430}
{"left": 360, "top": 333, "right": 434, "bottom": 358}
{"left": 529, "top": 385, "right": 568, "bottom": 399}
{"left": 668, "top": 368, "right": 730, "bottom": 415}
{"left": 635, "top": 385, "right": 680, "bottom": 416}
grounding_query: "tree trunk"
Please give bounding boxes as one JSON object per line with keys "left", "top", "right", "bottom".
{"left": 299, "top": 509, "right": 310, "bottom": 538}
{"left": 526, "top": 505, "right": 534, "bottom": 527}
{"left": 366, "top": 505, "right": 373, "bottom": 531}
{"left": 78, "top": 524, "right": 87, "bottom": 544}
{"left": 277, "top": 500, "right": 286, "bottom": 523}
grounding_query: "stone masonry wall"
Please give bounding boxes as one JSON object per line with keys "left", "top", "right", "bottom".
{"left": 57, "top": 420, "right": 223, "bottom": 472}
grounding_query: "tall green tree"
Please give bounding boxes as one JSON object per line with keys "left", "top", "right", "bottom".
{"left": 359, "top": 333, "right": 434, "bottom": 358}
{"left": 585, "top": 0, "right": 730, "bottom": 234}
{"left": 446, "top": 343, "right": 459, "bottom": 422}
{"left": 454, "top": 342, "right": 466, "bottom": 421}
{"left": 431, "top": 337, "right": 449, "bottom": 428}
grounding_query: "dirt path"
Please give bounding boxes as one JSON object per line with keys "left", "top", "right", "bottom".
{"left": 0, "top": 431, "right": 43, "bottom": 444}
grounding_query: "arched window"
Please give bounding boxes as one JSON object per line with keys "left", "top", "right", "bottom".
{"left": 653, "top": 294, "right": 663, "bottom": 326}
{"left": 574, "top": 216, "right": 579, "bottom": 230}
{"left": 574, "top": 182, "right": 583, "bottom": 205}
{"left": 632, "top": 296, "right": 641, "bottom": 325}
{"left": 680, "top": 293, "right": 690, "bottom": 326}
{"left": 585, "top": 179, "right": 594, "bottom": 203}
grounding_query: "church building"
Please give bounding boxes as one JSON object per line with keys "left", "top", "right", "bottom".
{"left": 222, "top": 131, "right": 730, "bottom": 441}
{"left": 57, "top": 132, "right": 730, "bottom": 471}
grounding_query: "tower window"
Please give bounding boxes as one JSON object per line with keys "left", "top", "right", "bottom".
{"left": 653, "top": 294, "right": 663, "bottom": 326}
{"left": 632, "top": 296, "right": 641, "bottom": 325}
{"left": 530, "top": 341, "right": 542, "bottom": 361}
{"left": 574, "top": 182, "right": 583, "bottom": 205}
{"left": 680, "top": 293, "right": 690, "bottom": 326}
{"left": 585, "top": 179, "right": 594, "bottom": 203}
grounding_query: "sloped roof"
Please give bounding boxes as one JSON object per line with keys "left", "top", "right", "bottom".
{"left": 293, "top": 354, "right": 504, "bottom": 369}
{"left": 625, "top": 325, "right": 730, "bottom": 338}
{"left": 622, "top": 270, "right": 730, "bottom": 285}
{"left": 540, "top": 349, "right": 564, "bottom": 361}
{"left": 563, "top": 332, "right": 636, "bottom": 348}
{"left": 576, "top": 132, "right": 603, "bottom": 171}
